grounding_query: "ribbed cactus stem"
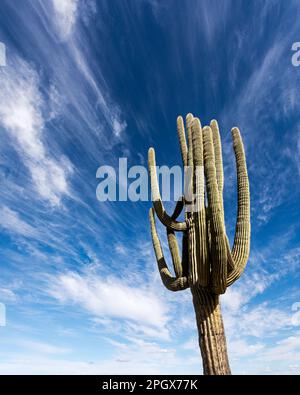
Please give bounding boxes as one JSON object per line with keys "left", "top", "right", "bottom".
{"left": 227, "top": 127, "right": 250, "bottom": 286}
{"left": 192, "top": 287, "right": 231, "bottom": 375}
{"left": 148, "top": 114, "right": 250, "bottom": 375}
{"left": 177, "top": 116, "right": 188, "bottom": 167}
{"left": 192, "top": 118, "right": 209, "bottom": 286}
{"left": 210, "top": 119, "right": 225, "bottom": 226}
{"left": 186, "top": 113, "right": 194, "bottom": 168}
{"left": 203, "top": 126, "right": 227, "bottom": 294}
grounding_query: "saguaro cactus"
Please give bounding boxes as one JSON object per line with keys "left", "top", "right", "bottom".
{"left": 148, "top": 114, "right": 250, "bottom": 375}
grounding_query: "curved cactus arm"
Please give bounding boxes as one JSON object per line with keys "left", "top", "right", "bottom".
{"left": 166, "top": 195, "right": 185, "bottom": 277}
{"left": 149, "top": 208, "right": 189, "bottom": 291}
{"left": 225, "top": 235, "right": 235, "bottom": 271}
{"left": 148, "top": 148, "right": 187, "bottom": 231}
{"left": 177, "top": 116, "right": 188, "bottom": 167}
{"left": 170, "top": 195, "right": 185, "bottom": 220}
{"left": 211, "top": 120, "right": 235, "bottom": 273}
{"left": 226, "top": 128, "right": 250, "bottom": 286}
{"left": 192, "top": 118, "right": 209, "bottom": 286}
{"left": 203, "top": 126, "right": 227, "bottom": 294}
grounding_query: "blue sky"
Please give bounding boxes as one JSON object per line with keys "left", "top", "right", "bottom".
{"left": 0, "top": 0, "right": 300, "bottom": 374}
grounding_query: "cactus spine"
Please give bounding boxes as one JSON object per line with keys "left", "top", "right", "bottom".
{"left": 148, "top": 115, "right": 250, "bottom": 375}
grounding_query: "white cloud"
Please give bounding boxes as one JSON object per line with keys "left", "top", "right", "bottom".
{"left": 125, "top": 322, "right": 170, "bottom": 341}
{"left": 182, "top": 337, "right": 198, "bottom": 351}
{"left": 261, "top": 334, "right": 300, "bottom": 361}
{"left": 47, "top": 271, "right": 169, "bottom": 332}
{"left": 223, "top": 272, "right": 291, "bottom": 339}
{"left": 52, "top": 0, "right": 79, "bottom": 39}
{"left": 0, "top": 58, "right": 72, "bottom": 206}
{"left": 236, "top": 333, "right": 300, "bottom": 373}
{"left": 0, "top": 287, "right": 17, "bottom": 302}
{"left": 0, "top": 350, "right": 200, "bottom": 375}
{"left": 0, "top": 333, "right": 199, "bottom": 374}
{"left": 222, "top": 269, "right": 275, "bottom": 312}
{"left": 19, "top": 340, "right": 71, "bottom": 355}
{"left": 70, "top": 45, "right": 127, "bottom": 137}
{"left": 238, "top": 304, "right": 290, "bottom": 338}
{"left": 115, "top": 244, "right": 127, "bottom": 255}
{"left": 229, "top": 339, "right": 265, "bottom": 358}
{"left": 0, "top": 206, "right": 38, "bottom": 238}
{"left": 0, "top": 356, "right": 100, "bottom": 375}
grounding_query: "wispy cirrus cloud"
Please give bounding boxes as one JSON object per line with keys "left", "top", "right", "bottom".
{"left": 0, "top": 206, "right": 38, "bottom": 238}
{"left": 0, "top": 58, "right": 73, "bottom": 206}
{"left": 18, "top": 340, "right": 71, "bottom": 355}
{"left": 51, "top": 0, "right": 79, "bottom": 40}
{"left": 46, "top": 271, "right": 169, "bottom": 333}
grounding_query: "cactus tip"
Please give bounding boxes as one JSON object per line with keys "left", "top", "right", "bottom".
{"left": 148, "top": 147, "right": 156, "bottom": 165}
{"left": 231, "top": 127, "right": 240, "bottom": 137}
{"left": 202, "top": 125, "right": 212, "bottom": 133}
{"left": 192, "top": 117, "right": 201, "bottom": 126}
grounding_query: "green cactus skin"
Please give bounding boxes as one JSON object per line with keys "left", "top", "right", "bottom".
{"left": 148, "top": 115, "right": 250, "bottom": 375}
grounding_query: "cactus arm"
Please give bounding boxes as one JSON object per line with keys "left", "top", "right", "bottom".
{"left": 148, "top": 148, "right": 187, "bottom": 231}
{"left": 149, "top": 208, "right": 189, "bottom": 291}
{"left": 210, "top": 120, "right": 224, "bottom": 198}
{"left": 170, "top": 195, "right": 185, "bottom": 220}
{"left": 191, "top": 118, "right": 209, "bottom": 286}
{"left": 225, "top": 235, "right": 235, "bottom": 271}
{"left": 177, "top": 116, "right": 188, "bottom": 167}
{"left": 186, "top": 114, "right": 200, "bottom": 285}
{"left": 186, "top": 113, "right": 194, "bottom": 168}
{"left": 203, "top": 126, "right": 227, "bottom": 294}
{"left": 167, "top": 228, "right": 182, "bottom": 277}
{"left": 191, "top": 118, "right": 204, "bottom": 209}
{"left": 211, "top": 120, "right": 235, "bottom": 273}
{"left": 181, "top": 231, "right": 189, "bottom": 277}
{"left": 166, "top": 195, "right": 186, "bottom": 277}
{"left": 184, "top": 113, "right": 194, "bottom": 210}
{"left": 210, "top": 120, "right": 224, "bottom": 222}
{"left": 226, "top": 128, "right": 250, "bottom": 286}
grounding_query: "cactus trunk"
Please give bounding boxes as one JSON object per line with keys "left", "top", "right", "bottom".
{"left": 192, "top": 286, "right": 231, "bottom": 375}
{"left": 148, "top": 114, "right": 250, "bottom": 374}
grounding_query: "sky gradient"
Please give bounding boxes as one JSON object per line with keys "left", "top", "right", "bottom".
{"left": 0, "top": 0, "right": 300, "bottom": 374}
